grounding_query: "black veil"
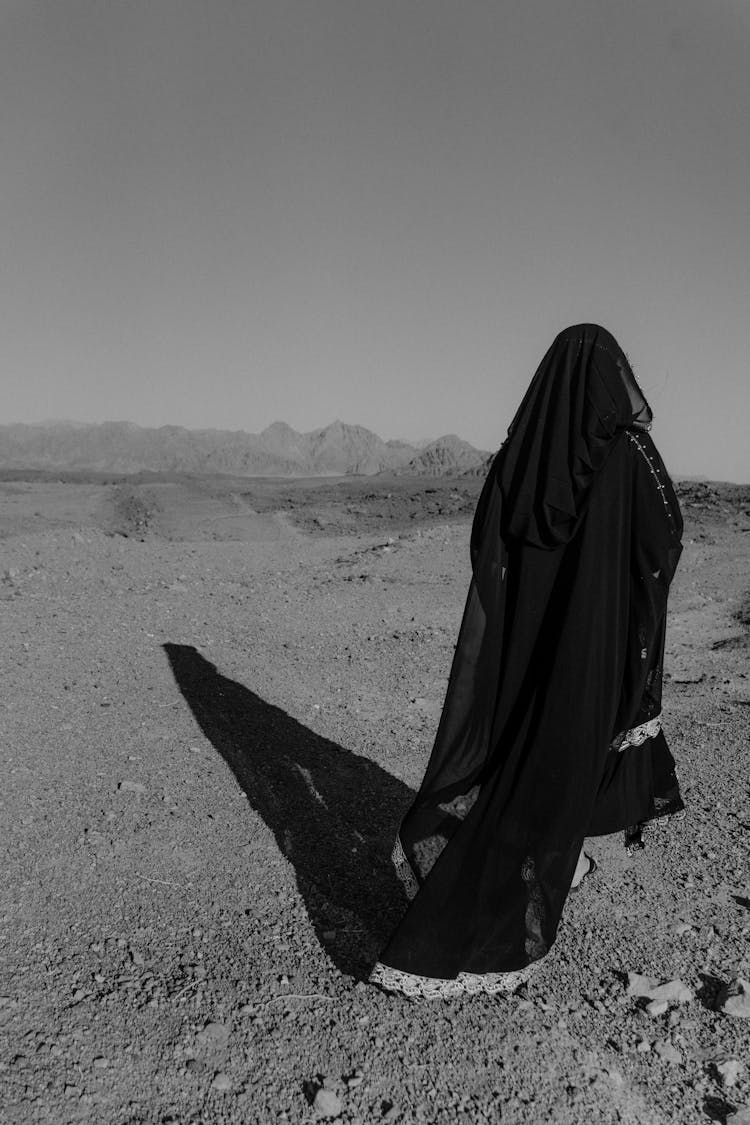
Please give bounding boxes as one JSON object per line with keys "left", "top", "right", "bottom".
{"left": 372, "top": 324, "right": 683, "bottom": 994}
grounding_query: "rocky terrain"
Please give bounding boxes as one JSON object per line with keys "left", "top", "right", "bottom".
{"left": 0, "top": 421, "right": 489, "bottom": 479}
{"left": 1, "top": 471, "right": 749, "bottom": 1124}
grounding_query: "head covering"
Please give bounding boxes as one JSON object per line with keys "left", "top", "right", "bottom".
{"left": 495, "top": 324, "right": 652, "bottom": 548}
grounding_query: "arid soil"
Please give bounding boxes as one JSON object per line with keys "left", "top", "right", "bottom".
{"left": 1, "top": 473, "right": 749, "bottom": 1125}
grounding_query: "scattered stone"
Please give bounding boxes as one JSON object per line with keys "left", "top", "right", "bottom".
{"left": 313, "top": 1087, "right": 343, "bottom": 1118}
{"left": 716, "top": 978, "right": 750, "bottom": 1018}
{"left": 646, "top": 999, "right": 669, "bottom": 1017}
{"left": 626, "top": 973, "right": 694, "bottom": 1005}
{"left": 92, "top": 1056, "right": 108, "bottom": 1069}
{"left": 117, "top": 781, "right": 146, "bottom": 795}
{"left": 729, "top": 1108, "right": 750, "bottom": 1124}
{"left": 346, "top": 1070, "right": 364, "bottom": 1089}
{"left": 675, "top": 923, "right": 695, "bottom": 936}
{"left": 211, "top": 1072, "right": 232, "bottom": 1092}
{"left": 716, "top": 1058, "right": 744, "bottom": 1087}
{"left": 654, "top": 1040, "right": 682, "bottom": 1064}
{"left": 636, "top": 1038, "right": 651, "bottom": 1053}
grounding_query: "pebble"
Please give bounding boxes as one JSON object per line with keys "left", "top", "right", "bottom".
{"left": 646, "top": 999, "right": 669, "bottom": 1017}
{"left": 717, "top": 1058, "right": 744, "bottom": 1087}
{"left": 196, "top": 1021, "right": 229, "bottom": 1047}
{"left": 626, "top": 973, "right": 694, "bottom": 1004}
{"left": 729, "top": 1109, "right": 750, "bottom": 1124}
{"left": 716, "top": 979, "right": 750, "bottom": 1018}
{"left": 211, "top": 1072, "right": 232, "bottom": 1092}
{"left": 117, "top": 780, "right": 146, "bottom": 795}
{"left": 92, "top": 1056, "right": 108, "bottom": 1069}
{"left": 636, "top": 1038, "right": 652, "bottom": 1053}
{"left": 654, "top": 1040, "right": 682, "bottom": 1064}
{"left": 313, "top": 1087, "right": 343, "bottom": 1118}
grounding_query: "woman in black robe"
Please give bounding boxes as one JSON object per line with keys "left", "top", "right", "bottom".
{"left": 370, "top": 324, "right": 684, "bottom": 998}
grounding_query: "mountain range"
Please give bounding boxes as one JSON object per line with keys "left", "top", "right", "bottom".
{"left": 0, "top": 420, "right": 491, "bottom": 478}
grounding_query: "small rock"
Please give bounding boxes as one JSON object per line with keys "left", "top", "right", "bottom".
{"left": 646, "top": 999, "right": 669, "bottom": 1017}
{"left": 716, "top": 979, "right": 750, "bottom": 1018}
{"left": 196, "top": 1021, "right": 229, "bottom": 1047}
{"left": 654, "top": 1040, "right": 682, "bottom": 1064}
{"left": 313, "top": 1087, "right": 343, "bottom": 1118}
{"left": 346, "top": 1070, "right": 364, "bottom": 1089}
{"left": 636, "top": 1038, "right": 652, "bottom": 1053}
{"left": 717, "top": 1058, "right": 744, "bottom": 1087}
{"left": 211, "top": 1072, "right": 232, "bottom": 1092}
{"left": 729, "top": 1108, "right": 750, "bottom": 1124}
{"left": 675, "top": 923, "right": 695, "bottom": 936}
{"left": 92, "top": 1057, "right": 108, "bottom": 1069}
{"left": 117, "top": 781, "right": 146, "bottom": 795}
{"left": 626, "top": 973, "right": 694, "bottom": 1004}
{"left": 64, "top": 1085, "right": 80, "bottom": 1098}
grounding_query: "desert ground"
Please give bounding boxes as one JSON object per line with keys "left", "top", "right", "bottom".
{"left": 1, "top": 471, "right": 749, "bottom": 1125}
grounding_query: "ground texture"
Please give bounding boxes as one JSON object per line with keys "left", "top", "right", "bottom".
{"left": 1, "top": 474, "right": 749, "bottom": 1125}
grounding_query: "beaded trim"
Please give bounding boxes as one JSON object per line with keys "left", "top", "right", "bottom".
{"left": 369, "top": 961, "right": 533, "bottom": 999}
{"left": 617, "top": 714, "right": 661, "bottom": 752}
{"left": 391, "top": 836, "right": 419, "bottom": 900}
{"left": 627, "top": 433, "right": 676, "bottom": 529}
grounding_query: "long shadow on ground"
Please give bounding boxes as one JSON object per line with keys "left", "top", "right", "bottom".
{"left": 163, "top": 644, "right": 413, "bottom": 979}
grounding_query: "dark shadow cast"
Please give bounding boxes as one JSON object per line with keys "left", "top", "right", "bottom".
{"left": 163, "top": 643, "right": 414, "bottom": 979}
{"left": 703, "top": 1094, "right": 735, "bottom": 1123}
{"left": 732, "top": 894, "right": 750, "bottom": 911}
{"left": 696, "top": 971, "right": 725, "bottom": 1012}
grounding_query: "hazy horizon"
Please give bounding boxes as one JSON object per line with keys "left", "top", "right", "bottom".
{"left": 2, "top": 1, "right": 749, "bottom": 483}
{"left": 3, "top": 414, "right": 748, "bottom": 483}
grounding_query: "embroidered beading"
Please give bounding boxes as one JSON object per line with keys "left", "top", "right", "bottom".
{"left": 627, "top": 433, "right": 676, "bottom": 530}
{"left": 369, "top": 961, "right": 533, "bottom": 999}
{"left": 617, "top": 714, "right": 661, "bottom": 751}
{"left": 391, "top": 836, "right": 419, "bottom": 900}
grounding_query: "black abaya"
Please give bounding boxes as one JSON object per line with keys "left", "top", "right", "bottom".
{"left": 370, "top": 325, "right": 684, "bottom": 998}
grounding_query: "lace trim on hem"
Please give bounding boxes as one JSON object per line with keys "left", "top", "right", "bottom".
{"left": 369, "top": 961, "right": 533, "bottom": 999}
{"left": 617, "top": 714, "right": 661, "bottom": 752}
{"left": 391, "top": 836, "right": 419, "bottom": 900}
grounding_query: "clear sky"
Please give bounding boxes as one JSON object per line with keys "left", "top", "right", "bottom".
{"left": 2, "top": 0, "right": 749, "bottom": 481}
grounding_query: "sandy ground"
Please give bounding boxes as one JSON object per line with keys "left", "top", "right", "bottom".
{"left": 1, "top": 473, "right": 749, "bottom": 1125}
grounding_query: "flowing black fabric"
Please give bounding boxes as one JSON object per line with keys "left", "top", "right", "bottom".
{"left": 376, "top": 324, "right": 683, "bottom": 984}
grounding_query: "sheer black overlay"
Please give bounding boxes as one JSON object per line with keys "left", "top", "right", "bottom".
{"left": 371, "top": 324, "right": 684, "bottom": 994}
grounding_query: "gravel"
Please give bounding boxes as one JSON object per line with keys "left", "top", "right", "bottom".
{"left": 0, "top": 474, "right": 749, "bottom": 1123}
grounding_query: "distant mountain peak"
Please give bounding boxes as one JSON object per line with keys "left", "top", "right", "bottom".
{"left": 0, "top": 419, "right": 489, "bottom": 478}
